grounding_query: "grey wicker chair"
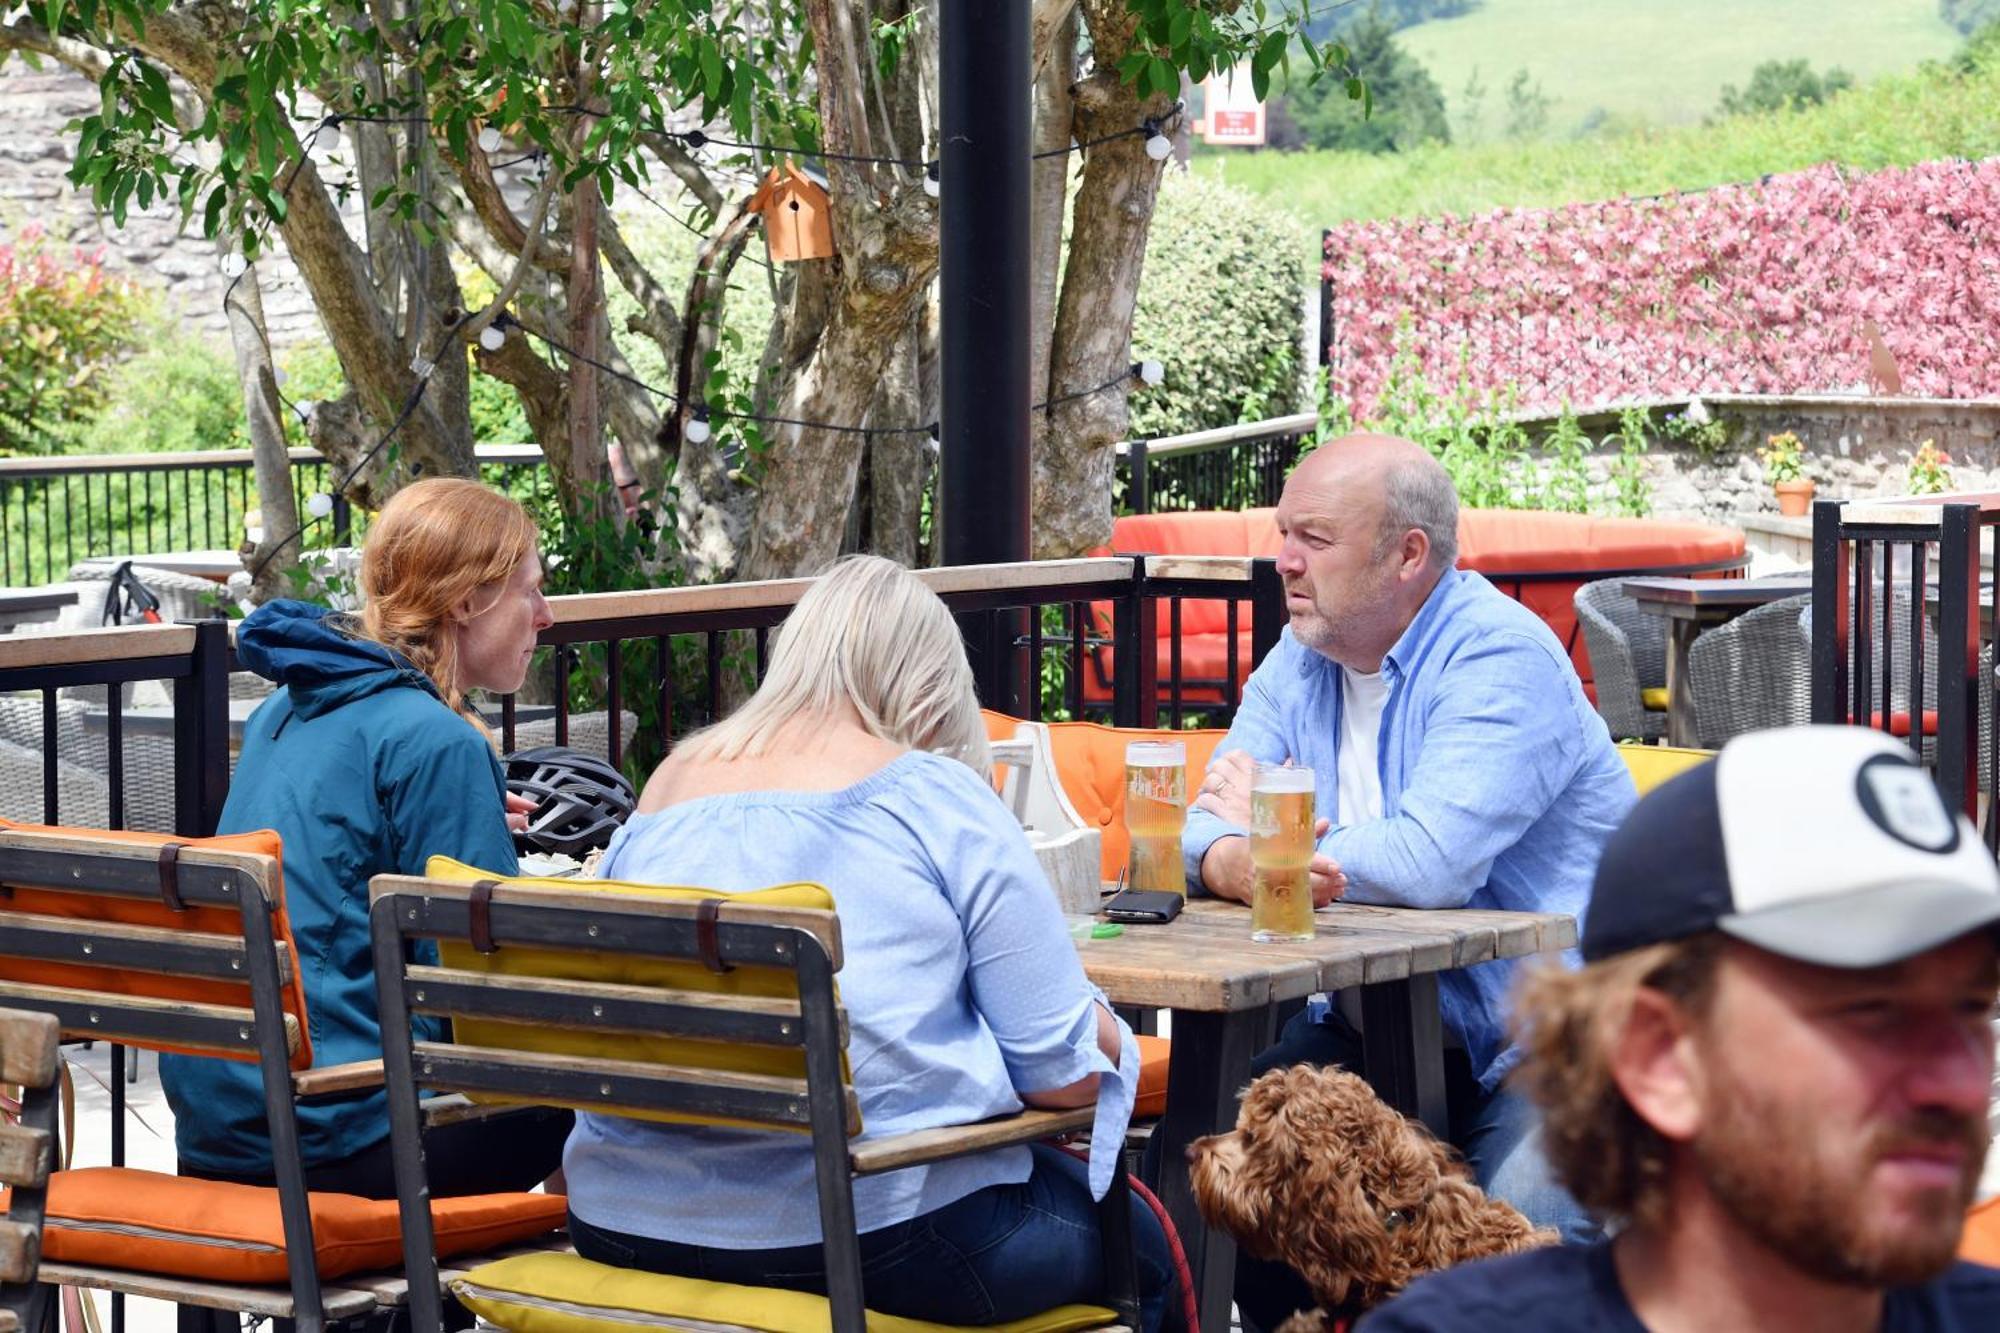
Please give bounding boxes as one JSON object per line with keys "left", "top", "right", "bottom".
{"left": 1574, "top": 579, "right": 1668, "bottom": 741}
{"left": 64, "top": 561, "right": 234, "bottom": 624}
{"left": 0, "top": 693, "right": 179, "bottom": 832}
{"left": 504, "top": 709, "right": 641, "bottom": 765}
{"left": 1686, "top": 595, "right": 1813, "bottom": 748}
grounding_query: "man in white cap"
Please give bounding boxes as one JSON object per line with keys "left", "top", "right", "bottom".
{"left": 1363, "top": 726, "right": 2000, "bottom": 1331}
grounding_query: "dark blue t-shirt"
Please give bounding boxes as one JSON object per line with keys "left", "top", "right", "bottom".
{"left": 1358, "top": 1241, "right": 2000, "bottom": 1331}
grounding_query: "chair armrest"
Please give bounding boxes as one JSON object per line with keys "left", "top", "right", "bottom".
{"left": 291, "top": 1059, "right": 385, "bottom": 1098}
{"left": 849, "top": 1106, "right": 1094, "bottom": 1177}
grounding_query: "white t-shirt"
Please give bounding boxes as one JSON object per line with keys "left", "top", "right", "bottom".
{"left": 1334, "top": 665, "right": 1391, "bottom": 1034}
{"left": 1337, "top": 665, "right": 1390, "bottom": 826}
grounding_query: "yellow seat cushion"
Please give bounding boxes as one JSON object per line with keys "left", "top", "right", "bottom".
{"left": 454, "top": 1252, "right": 1117, "bottom": 1333}
{"left": 1639, "top": 687, "right": 1669, "bottom": 711}
{"left": 1617, "top": 742, "right": 1715, "bottom": 796}
{"left": 423, "top": 858, "right": 848, "bottom": 1131}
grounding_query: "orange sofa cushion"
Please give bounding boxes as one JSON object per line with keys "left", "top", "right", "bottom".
{"left": 1040, "top": 721, "right": 1229, "bottom": 883}
{"left": 17, "top": 1167, "right": 567, "bottom": 1284}
{"left": 1963, "top": 1196, "right": 2000, "bottom": 1266}
{"left": 1135, "top": 1034, "right": 1170, "bottom": 1119}
{"left": 0, "top": 819, "right": 314, "bottom": 1069}
{"left": 1093, "top": 507, "right": 1745, "bottom": 699}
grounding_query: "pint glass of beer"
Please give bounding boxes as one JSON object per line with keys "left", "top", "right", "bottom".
{"left": 1124, "top": 740, "right": 1188, "bottom": 895}
{"left": 1251, "top": 763, "right": 1317, "bottom": 942}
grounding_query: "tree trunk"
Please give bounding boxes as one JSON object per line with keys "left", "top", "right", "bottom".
{"left": 868, "top": 317, "right": 924, "bottom": 565}
{"left": 1036, "top": 1, "right": 1174, "bottom": 557}
{"left": 1027, "top": 8, "right": 1077, "bottom": 536}
{"left": 223, "top": 267, "right": 305, "bottom": 603}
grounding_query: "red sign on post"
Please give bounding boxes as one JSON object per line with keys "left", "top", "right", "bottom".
{"left": 1200, "top": 63, "right": 1266, "bottom": 147}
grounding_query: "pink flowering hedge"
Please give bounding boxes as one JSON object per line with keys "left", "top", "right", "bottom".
{"left": 1322, "top": 158, "right": 2000, "bottom": 418}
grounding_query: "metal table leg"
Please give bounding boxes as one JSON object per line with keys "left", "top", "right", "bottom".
{"left": 1360, "top": 974, "right": 1449, "bottom": 1139}
{"left": 1150, "top": 1007, "right": 1268, "bottom": 1333}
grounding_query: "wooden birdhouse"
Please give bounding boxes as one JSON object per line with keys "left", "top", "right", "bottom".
{"left": 747, "top": 161, "right": 834, "bottom": 263}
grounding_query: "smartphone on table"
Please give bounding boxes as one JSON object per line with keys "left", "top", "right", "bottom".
{"left": 1101, "top": 887, "right": 1184, "bottom": 924}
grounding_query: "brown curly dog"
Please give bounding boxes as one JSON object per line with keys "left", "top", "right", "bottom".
{"left": 1187, "top": 1065, "right": 1555, "bottom": 1331}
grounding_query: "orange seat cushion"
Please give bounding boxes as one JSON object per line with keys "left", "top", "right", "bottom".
{"left": 1963, "top": 1196, "right": 2000, "bottom": 1266}
{"left": 16, "top": 1167, "right": 566, "bottom": 1284}
{"left": 1039, "top": 722, "right": 1228, "bottom": 883}
{"left": 0, "top": 819, "right": 315, "bottom": 1069}
{"left": 1135, "top": 1034, "right": 1170, "bottom": 1120}
{"left": 1868, "top": 710, "right": 1939, "bottom": 738}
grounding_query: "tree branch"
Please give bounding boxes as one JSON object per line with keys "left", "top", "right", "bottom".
{"left": 640, "top": 132, "right": 726, "bottom": 216}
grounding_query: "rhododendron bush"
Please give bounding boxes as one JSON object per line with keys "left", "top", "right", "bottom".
{"left": 1323, "top": 158, "right": 2000, "bottom": 418}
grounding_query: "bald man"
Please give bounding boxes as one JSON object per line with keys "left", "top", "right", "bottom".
{"left": 1181, "top": 436, "right": 1634, "bottom": 1328}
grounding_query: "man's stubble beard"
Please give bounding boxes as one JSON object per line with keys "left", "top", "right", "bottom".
{"left": 1692, "top": 1063, "right": 1986, "bottom": 1288}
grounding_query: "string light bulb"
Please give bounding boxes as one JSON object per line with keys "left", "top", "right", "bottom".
{"left": 1143, "top": 120, "right": 1172, "bottom": 161}
{"left": 924, "top": 162, "right": 940, "bottom": 198}
{"left": 319, "top": 118, "right": 344, "bottom": 155}
{"left": 478, "top": 125, "right": 504, "bottom": 153}
{"left": 685, "top": 406, "right": 712, "bottom": 445}
{"left": 306, "top": 492, "right": 335, "bottom": 518}
{"left": 294, "top": 399, "right": 318, "bottom": 422}
{"left": 478, "top": 323, "right": 507, "bottom": 351}
{"left": 1134, "top": 359, "right": 1165, "bottom": 387}
{"left": 220, "top": 253, "right": 247, "bottom": 278}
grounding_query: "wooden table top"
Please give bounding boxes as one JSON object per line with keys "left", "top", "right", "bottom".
{"left": 1075, "top": 896, "right": 1576, "bottom": 1012}
{"left": 1622, "top": 574, "right": 1812, "bottom": 609}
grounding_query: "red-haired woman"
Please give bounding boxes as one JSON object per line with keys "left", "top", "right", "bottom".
{"left": 161, "top": 478, "right": 570, "bottom": 1196}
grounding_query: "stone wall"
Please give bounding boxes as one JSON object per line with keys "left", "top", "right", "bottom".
{"left": 1550, "top": 395, "right": 2000, "bottom": 525}
{"left": 0, "top": 64, "right": 327, "bottom": 349}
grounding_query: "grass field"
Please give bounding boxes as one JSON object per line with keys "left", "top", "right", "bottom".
{"left": 1399, "top": 0, "right": 1962, "bottom": 138}
{"left": 1195, "top": 39, "right": 2000, "bottom": 226}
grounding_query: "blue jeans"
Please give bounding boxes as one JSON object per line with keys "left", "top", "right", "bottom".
{"left": 570, "top": 1143, "right": 1180, "bottom": 1333}
{"left": 1233, "top": 1007, "right": 1599, "bottom": 1332}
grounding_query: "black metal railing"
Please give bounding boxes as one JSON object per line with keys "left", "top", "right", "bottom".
{"left": 1810, "top": 495, "right": 2000, "bottom": 847}
{"left": 1117, "top": 414, "right": 1315, "bottom": 516}
{"left": 0, "top": 445, "right": 548, "bottom": 587}
{"left": 0, "top": 556, "right": 1285, "bottom": 839}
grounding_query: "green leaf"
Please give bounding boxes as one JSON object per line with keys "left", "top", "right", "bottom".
{"left": 202, "top": 183, "right": 228, "bottom": 236}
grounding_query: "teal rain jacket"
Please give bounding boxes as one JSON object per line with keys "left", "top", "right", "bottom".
{"left": 160, "top": 600, "right": 519, "bottom": 1175}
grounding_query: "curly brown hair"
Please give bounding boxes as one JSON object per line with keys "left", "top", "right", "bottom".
{"left": 1509, "top": 933, "right": 1724, "bottom": 1228}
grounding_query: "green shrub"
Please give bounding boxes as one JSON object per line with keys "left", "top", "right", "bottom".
{"left": 1128, "top": 172, "right": 1308, "bottom": 439}
{"left": 1714, "top": 59, "right": 1854, "bottom": 119}
{"left": 0, "top": 229, "right": 148, "bottom": 455}
{"left": 1275, "top": 14, "right": 1451, "bottom": 153}
{"left": 76, "top": 332, "right": 248, "bottom": 454}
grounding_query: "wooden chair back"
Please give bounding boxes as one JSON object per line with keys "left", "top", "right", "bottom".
{"left": 368, "top": 873, "right": 863, "bottom": 1330}
{"left": 0, "top": 1007, "right": 60, "bottom": 1330}
{"left": 0, "top": 827, "right": 331, "bottom": 1330}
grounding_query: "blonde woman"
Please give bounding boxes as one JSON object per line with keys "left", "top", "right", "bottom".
{"left": 568, "top": 555, "right": 1177, "bottom": 1331}
{"left": 161, "top": 478, "right": 570, "bottom": 1197}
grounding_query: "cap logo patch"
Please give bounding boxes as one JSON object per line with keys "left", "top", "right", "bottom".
{"left": 1856, "top": 755, "right": 1959, "bottom": 853}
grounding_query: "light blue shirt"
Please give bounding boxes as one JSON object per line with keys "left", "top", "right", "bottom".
{"left": 566, "top": 749, "right": 1136, "bottom": 1249}
{"left": 1184, "top": 569, "right": 1636, "bottom": 1089}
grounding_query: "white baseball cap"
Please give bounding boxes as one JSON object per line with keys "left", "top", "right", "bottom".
{"left": 1585, "top": 726, "right": 2000, "bottom": 967}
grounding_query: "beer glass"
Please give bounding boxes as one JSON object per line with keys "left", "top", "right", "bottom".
{"left": 1123, "top": 740, "right": 1188, "bottom": 896}
{"left": 1251, "top": 763, "right": 1317, "bottom": 942}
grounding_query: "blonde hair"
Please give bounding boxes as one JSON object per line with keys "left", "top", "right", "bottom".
{"left": 1509, "top": 933, "right": 1723, "bottom": 1228}
{"left": 356, "top": 477, "right": 541, "bottom": 719}
{"left": 677, "top": 554, "right": 990, "bottom": 778}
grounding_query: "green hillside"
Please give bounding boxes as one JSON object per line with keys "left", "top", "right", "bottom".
{"left": 1398, "top": 0, "right": 1961, "bottom": 138}
{"left": 1195, "top": 35, "right": 2000, "bottom": 226}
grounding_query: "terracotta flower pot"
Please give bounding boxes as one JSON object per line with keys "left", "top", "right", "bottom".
{"left": 1774, "top": 478, "right": 1816, "bottom": 517}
